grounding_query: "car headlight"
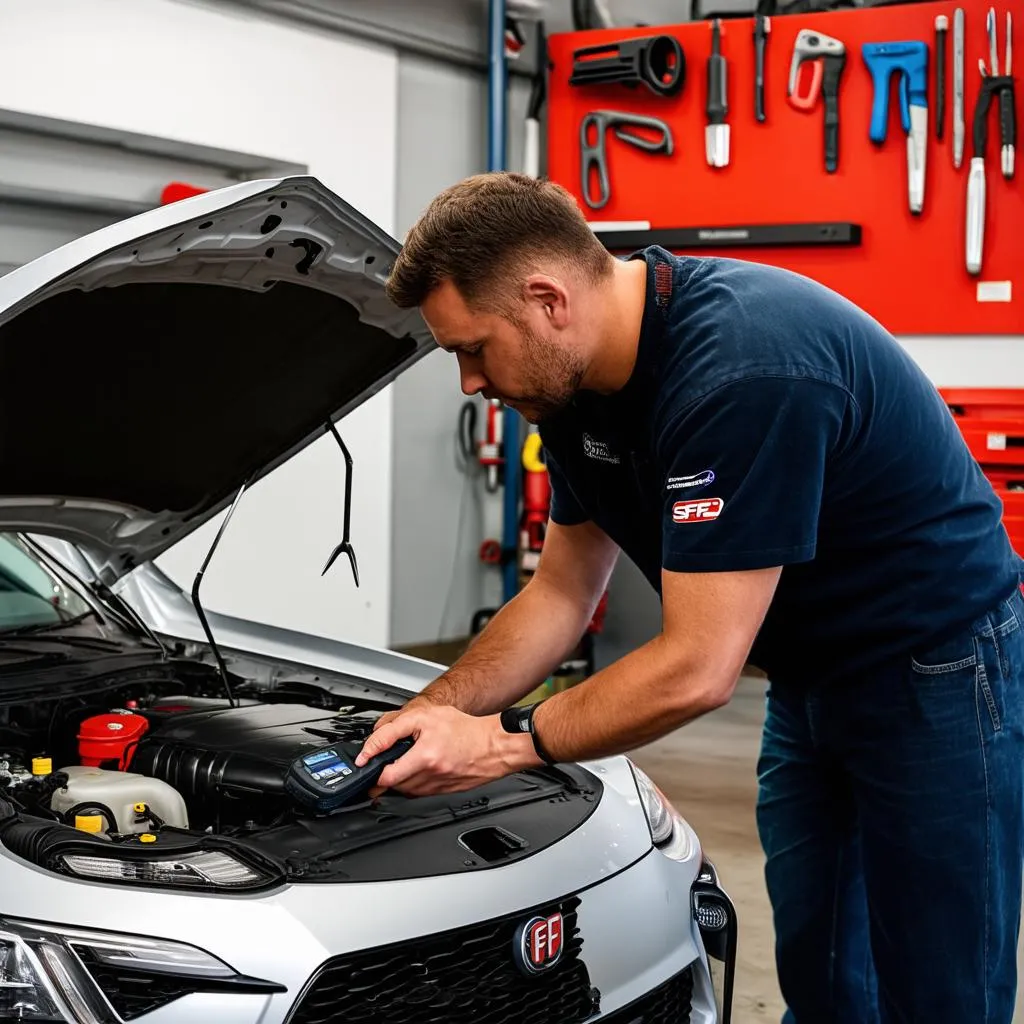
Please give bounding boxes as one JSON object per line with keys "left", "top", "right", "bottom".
{"left": 58, "top": 850, "right": 265, "bottom": 890}
{"left": 1, "top": 813, "right": 283, "bottom": 894}
{"left": 629, "top": 762, "right": 696, "bottom": 861}
{"left": 0, "top": 918, "right": 284, "bottom": 1023}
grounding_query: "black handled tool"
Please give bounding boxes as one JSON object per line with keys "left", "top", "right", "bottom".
{"left": 821, "top": 52, "right": 846, "bottom": 173}
{"left": 580, "top": 109, "right": 674, "bottom": 209}
{"left": 966, "top": 10, "right": 1017, "bottom": 276}
{"left": 788, "top": 29, "right": 847, "bottom": 173}
{"left": 966, "top": 75, "right": 1015, "bottom": 274}
{"left": 705, "top": 20, "right": 730, "bottom": 166}
{"left": 570, "top": 34, "right": 686, "bottom": 97}
{"left": 284, "top": 738, "right": 415, "bottom": 813}
{"left": 754, "top": 10, "right": 771, "bottom": 122}
{"left": 591, "top": 222, "right": 862, "bottom": 251}
{"left": 936, "top": 14, "right": 948, "bottom": 141}
{"left": 987, "top": 8, "right": 1016, "bottom": 178}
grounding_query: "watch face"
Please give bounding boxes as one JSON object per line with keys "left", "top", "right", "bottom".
{"left": 502, "top": 706, "right": 533, "bottom": 733}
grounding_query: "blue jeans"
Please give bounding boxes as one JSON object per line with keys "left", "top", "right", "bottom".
{"left": 756, "top": 584, "right": 1024, "bottom": 1023}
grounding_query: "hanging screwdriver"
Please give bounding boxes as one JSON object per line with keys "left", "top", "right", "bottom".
{"left": 754, "top": 9, "right": 771, "bottom": 122}
{"left": 935, "top": 14, "right": 947, "bottom": 141}
{"left": 705, "top": 19, "right": 730, "bottom": 167}
{"left": 953, "top": 7, "right": 965, "bottom": 167}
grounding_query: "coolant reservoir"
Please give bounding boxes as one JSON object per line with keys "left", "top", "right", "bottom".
{"left": 50, "top": 766, "right": 188, "bottom": 835}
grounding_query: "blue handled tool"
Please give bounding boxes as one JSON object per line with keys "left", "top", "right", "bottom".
{"left": 862, "top": 41, "right": 930, "bottom": 214}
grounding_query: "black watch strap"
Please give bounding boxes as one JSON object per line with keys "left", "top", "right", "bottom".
{"left": 500, "top": 703, "right": 558, "bottom": 765}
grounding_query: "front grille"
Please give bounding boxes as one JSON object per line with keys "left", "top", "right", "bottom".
{"left": 600, "top": 967, "right": 694, "bottom": 1024}
{"left": 287, "top": 896, "right": 596, "bottom": 1024}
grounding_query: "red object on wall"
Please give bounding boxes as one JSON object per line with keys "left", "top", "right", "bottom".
{"left": 546, "top": 0, "right": 1023, "bottom": 336}
{"left": 941, "top": 387, "right": 1024, "bottom": 555}
{"left": 941, "top": 388, "right": 1024, "bottom": 419}
{"left": 944, "top": 387, "right": 1024, "bottom": 466}
{"left": 160, "top": 181, "right": 208, "bottom": 205}
{"left": 522, "top": 463, "right": 552, "bottom": 551}
{"left": 78, "top": 712, "right": 150, "bottom": 770}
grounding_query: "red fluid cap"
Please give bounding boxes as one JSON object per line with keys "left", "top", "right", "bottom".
{"left": 78, "top": 713, "right": 149, "bottom": 771}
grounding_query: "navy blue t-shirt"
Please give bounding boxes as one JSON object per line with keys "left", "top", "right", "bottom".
{"left": 539, "top": 246, "right": 1023, "bottom": 687}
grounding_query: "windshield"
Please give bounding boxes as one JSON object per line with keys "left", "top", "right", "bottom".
{"left": 0, "top": 534, "right": 94, "bottom": 633}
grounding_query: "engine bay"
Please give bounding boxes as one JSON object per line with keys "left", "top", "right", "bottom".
{"left": 0, "top": 656, "right": 602, "bottom": 885}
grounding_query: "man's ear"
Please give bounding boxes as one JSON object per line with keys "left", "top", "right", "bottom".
{"left": 522, "top": 274, "right": 570, "bottom": 329}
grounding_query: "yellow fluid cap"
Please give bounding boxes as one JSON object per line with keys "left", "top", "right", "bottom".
{"left": 32, "top": 757, "right": 52, "bottom": 776}
{"left": 133, "top": 802, "right": 147, "bottom": 814}
{"left": 75, "top": 815, "right": 104, "bottom": 833}
{"left": 139, "top": 833, "right": 157, "bottom": 844}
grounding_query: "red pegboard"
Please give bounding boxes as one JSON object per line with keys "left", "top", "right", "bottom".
{"left": 546, "top": 0, "right": 1023, "bottom": 335}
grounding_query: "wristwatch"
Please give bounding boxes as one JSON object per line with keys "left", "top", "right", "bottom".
{"left": 499, "top": 702, "right": 558, "bottom": 765}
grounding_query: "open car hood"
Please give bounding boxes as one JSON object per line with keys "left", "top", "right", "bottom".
{"left": 0, "top": 176, "right": 434, "bottom": 583}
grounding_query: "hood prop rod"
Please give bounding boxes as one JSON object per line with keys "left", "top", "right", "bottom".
{"left": 191, "top": 477, "right": 253, "bottom": 709}
{"left": 321, "top": 421, "right": 360, "bottom": 587}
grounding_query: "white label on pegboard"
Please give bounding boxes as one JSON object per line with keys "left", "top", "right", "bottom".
{"left": 588, "top": 220, "right": 652, "bottom": 232}
{"left": 988, "top": 433, "right": 1008, "bottom": 450}
{"left": 977, "top": 281, "right": 1012, "bottom": 302}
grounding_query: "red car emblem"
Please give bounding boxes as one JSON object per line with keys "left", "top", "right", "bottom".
{"left": 514, "top": 912, "right": 564, "bottom": 975}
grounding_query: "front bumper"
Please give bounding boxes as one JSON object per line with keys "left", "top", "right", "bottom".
{"left": 0, "top": 835, "right": 736, "bottom": 1023}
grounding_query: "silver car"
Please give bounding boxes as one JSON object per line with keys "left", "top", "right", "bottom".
{"left": 0, "top": 176, "right": 736, "bottom": 1024}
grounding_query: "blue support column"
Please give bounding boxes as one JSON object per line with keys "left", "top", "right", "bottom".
{"left": 488, "top": 0, "right": 522, "bottom": 606}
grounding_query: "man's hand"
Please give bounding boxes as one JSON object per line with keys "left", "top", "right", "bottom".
{"left": 371, "top": 692, "right": 439, "bottom": 734}
{"left": 356, "top": 703, "right": 541, "bottom": 797}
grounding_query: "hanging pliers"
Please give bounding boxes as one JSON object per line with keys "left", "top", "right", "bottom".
{"left": 966, "top": 9, "right": 1016, "bottom": 275}
{"left": 982, "top": 8, "right": 1015, "bottom": 179}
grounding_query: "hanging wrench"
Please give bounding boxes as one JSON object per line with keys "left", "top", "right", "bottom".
{"left": 788, "top": 28, "right": 847, "bottom": 173}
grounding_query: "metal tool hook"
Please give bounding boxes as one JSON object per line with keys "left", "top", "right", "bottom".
{"left": 580, "top": 110, "right": 673, "bottom": 209}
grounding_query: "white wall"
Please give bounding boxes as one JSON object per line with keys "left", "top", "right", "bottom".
{"left": 389, "top": 56, "right": 534, "bottom": 648}
{"left": 0, "top": 0, "right": 400, "bottom": 649}
{"left": 897, "top": 337, "right": 1024, "bottom": 388}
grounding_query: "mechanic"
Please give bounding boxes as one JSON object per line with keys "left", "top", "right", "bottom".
{"left": 356, "top": 171, "right": 1024, "bottom": 1023}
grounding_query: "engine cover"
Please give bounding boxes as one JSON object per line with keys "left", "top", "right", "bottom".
{"left": 130, "top": 702, "right": 385, "bottom": 827}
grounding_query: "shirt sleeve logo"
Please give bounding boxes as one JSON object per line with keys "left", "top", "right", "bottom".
{"left": 672, "top": 497, "right": 724, "bottom": 523}
{"left": 582, "top": 432, "right": 621, "bottom": 464}
{"left": 666, "top": 470, "right": 715, "bottom": 491}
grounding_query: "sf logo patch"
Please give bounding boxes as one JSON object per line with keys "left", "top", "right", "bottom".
{"left": 673, "top": 498, "right": 724, "bottom": 523}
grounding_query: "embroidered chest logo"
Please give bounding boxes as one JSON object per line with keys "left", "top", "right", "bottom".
{"left": 672, "top": 498, "right": 724, "bottom": 523}
{"left": 582, "top": 433, "right": 621, "bottom": 464}
{"left": 666, "top": 470, "right": 715, "bottom": 491}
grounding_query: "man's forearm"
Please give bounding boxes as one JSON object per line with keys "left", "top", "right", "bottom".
{"left": 416, "top": 575, "right": 595, "bottom": 716}
{"left": 528, "top": 634, "right": 741, "bottom": 763}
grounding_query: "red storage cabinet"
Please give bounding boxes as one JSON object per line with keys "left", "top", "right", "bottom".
{"left": 941, "top": 388, "right": 1024, "bottom": 555}
{"left": 953, "top": 419, "right": 1024, "bottom": 468}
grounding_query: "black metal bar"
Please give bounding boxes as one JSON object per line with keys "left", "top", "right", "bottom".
{"left": 592, "top": 222, "right": 862, "bottom": 251}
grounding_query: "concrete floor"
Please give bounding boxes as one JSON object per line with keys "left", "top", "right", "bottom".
{"left": 630, "top": 676, "right": 1024, "bottom": 1024}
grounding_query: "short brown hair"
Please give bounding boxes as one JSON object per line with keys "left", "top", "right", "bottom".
{"left": 385, "top": 172, "right": 612, "bottom": 310}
